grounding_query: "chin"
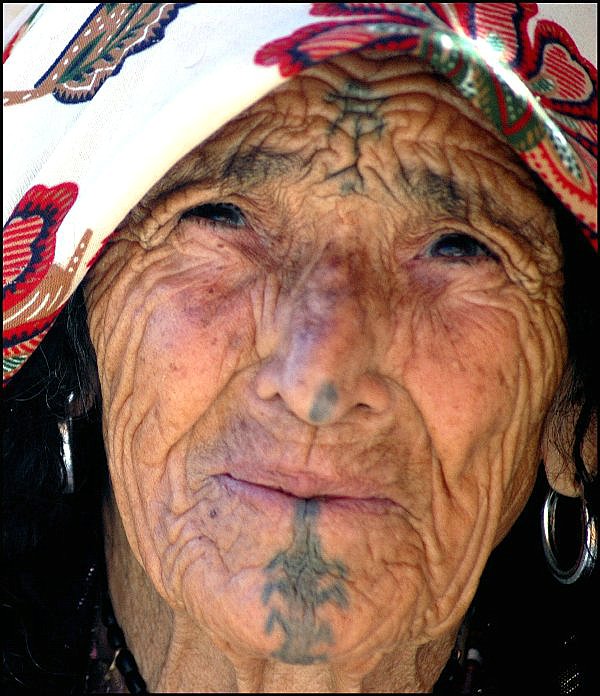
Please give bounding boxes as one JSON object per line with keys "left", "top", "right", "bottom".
{"left": 172, "top": 523, "right": 424, "bottom": 670}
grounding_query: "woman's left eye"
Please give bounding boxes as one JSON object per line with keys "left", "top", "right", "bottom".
{"left": 181, "top": 202, "right": 246, "bottom": 227}
{"left": 425, "top": 232, "right": 497, "bottom": 260}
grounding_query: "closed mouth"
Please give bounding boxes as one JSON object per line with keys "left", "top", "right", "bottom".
{"left": 217, "top": 473, "right": 396, "bottom": 513}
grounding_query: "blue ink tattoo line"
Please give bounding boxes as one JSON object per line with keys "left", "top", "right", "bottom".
{"left": 309, "top": 382, "right": 339, "bottom": 423}
{"left": 262, "top": 499, "right": 349, "bottom": 664}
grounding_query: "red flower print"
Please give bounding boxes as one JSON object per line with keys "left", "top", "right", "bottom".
{"left": 3, "top": 183, "right": 78, "bottom": 311}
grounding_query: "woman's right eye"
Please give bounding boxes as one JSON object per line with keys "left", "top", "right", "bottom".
{"left": 181, "top": 202, "right": 246, "bottom": 228}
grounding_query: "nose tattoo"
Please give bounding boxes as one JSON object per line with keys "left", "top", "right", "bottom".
{"left": 309, "top": 382, "right": 339, "bottom": 423}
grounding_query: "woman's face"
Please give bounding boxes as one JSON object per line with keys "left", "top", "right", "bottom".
{"left": 86, "top": 55, "right": 566, "bottom": 672}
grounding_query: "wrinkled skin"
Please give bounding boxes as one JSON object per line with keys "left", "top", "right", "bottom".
{"left": 86, "top": 54, "right": 567, "bottom": 692}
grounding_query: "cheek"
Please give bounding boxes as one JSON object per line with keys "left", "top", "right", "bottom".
{"left": 379, "top": 281, "right": 565, "bottom": 623}
{"left": 130, "top": 283, "right": 256, "bottom": 458}
{"left": 146, "top": 285, "right": 251, "bottom": 387}
{"left": 392, "top": 276, "right": 565, "bottom": 482}
{"left": 406, "top": 307, "right": 517, "bottom": 447}
{"left": 91, "top": 249, "right": 258, "bottom": 470}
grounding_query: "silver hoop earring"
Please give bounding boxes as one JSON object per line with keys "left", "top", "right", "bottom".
{"left": 542, "top": 489, "right": 597, "bottom": 584}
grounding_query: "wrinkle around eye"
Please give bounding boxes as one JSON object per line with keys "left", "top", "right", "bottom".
{"left": 172, "top": 207, "right": 275, "bottom": 274}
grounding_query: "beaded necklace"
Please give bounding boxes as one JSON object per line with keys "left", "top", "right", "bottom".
{"left": 100, "top": 590, "right": 148, "bottom": 694}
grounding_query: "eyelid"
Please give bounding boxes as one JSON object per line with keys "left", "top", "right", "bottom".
{"left": 181, "top": 201, "right": 247, "bottom": 227}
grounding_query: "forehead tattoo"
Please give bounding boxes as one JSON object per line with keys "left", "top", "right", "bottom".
{"left": 324, "top": 80, "right": 387, "bottom": 191}
{"left": 220, "top": 144, "right": 468, "bottom": 221}
{"left": 326, "top": 80, "right": 387, "bottom": 138}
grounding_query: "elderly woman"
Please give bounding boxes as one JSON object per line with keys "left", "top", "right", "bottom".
{"left": 2, "top": 3, "right": 598, "bottom": 694}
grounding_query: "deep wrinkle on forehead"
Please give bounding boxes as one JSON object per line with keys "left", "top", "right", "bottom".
{"left": 123, "top": 64, "right": 553, "bottom": 260}
{"left": 147, "top": 140, "right": 517, "bottom": 224}
{"left": 221, "top": 144, "right": 470, "bottom": 217}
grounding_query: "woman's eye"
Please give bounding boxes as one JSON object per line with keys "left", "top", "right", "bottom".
{"left": 426, "top": 232, "right": 497, "bottom": 260}
{"left": 181, "top": 202, "right": 246, "bottom": 227}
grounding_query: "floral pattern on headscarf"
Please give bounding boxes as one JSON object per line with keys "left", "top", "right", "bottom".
{"left": 3, "top": 4, "right": 193, "bottom": 105}
{"left": 3, "top": 183, "right": 93, "bottom": 380}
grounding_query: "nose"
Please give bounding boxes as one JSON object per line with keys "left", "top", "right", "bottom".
{"left": 254, "top": 251, "right": 391, "bottom": 425}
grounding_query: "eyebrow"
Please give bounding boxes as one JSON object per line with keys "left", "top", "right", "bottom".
{"left": 221, "top": 146, "right": 304, "bottom": 188}
{"left": 397, "top": 165, "right": 535, "bottom": 240}
{"left": 396, "top": 165, "right": 467, "bottom": 218}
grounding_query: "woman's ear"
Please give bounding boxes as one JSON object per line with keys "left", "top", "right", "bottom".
{"left": 541, "top": 397, "right": 597, "bottom": 498}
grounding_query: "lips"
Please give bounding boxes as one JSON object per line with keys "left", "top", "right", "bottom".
{"left": 217, "top": 471, "right": 397, "bottom": 514}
